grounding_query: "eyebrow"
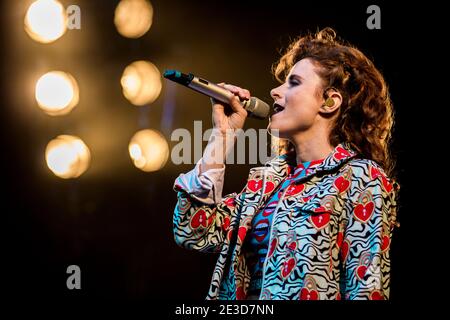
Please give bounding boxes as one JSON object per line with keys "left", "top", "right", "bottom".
{"left": 287, "top": 74, "right": 304, "bottom": 82}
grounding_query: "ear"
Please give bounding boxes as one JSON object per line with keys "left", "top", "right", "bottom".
{"left": 319, "top": 89, "right": 342, "bottom": 114}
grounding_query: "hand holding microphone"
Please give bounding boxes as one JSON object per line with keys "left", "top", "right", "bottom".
{"left": 210, "top": 83, "right": 249, "bottom": 135}
{"left": 163, "top": 70, "right": 270, "bottom": 173}
{"left": 163, "top": 70, "right": 270, "bottom": 133}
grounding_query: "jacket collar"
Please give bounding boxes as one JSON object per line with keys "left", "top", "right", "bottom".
{"left": 266, "top": 142, "right": 358, "bottom": 181}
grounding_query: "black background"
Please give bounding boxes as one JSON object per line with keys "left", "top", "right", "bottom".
{"left": 0, "top": 0, "right": 438, "bottom": 313}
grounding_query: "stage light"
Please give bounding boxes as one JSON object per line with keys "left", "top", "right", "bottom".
{"left": 45, "top": 135, "right": 91, "bottom": 179}
{"left": 24, "top": 0, "right": 67, "bottom": 43}
{"left": 35, "top": 71, "right": 79, "bottom": 116}
{"left": 129, "top": 129, "right": 169, "bottom": 172}
{"left": 114, "top": 0, "right": 153, "bottom": 39}
{"left": 120, "top": 60, "right": 162, "bottom": 106}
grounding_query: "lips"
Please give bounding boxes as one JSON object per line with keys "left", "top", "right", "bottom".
{"left": 262, "top": 201, "right": 278, "bottom": 217}
{"left": 272, "top": 103, "right": 285, "bottom": 115}
{"left": 253, "top": 218, "right": 270, "bottom": 242}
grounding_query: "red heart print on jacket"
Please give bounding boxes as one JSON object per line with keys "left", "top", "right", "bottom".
{"left": 190, "top": 209, "right": 208, "bottom": 229}
{"left": 285, "top": 183, "right": 305, "bottom": 197}
{"left": 221, "top": 216, "right": 230, "bottom": 232}
{"left": 247, "top": 179, "right": 275, "bottom": 194}
{"left": 356, "top": 265, "right": 368, "bottom": 280}
{"left": 333, "top": 146, "right": 351, "bottom": 160}
{"left": 354, "top": 201, "right": 375, "bottom": 223}
{"left": 281, "top": 256, "right": 296, "bottom": 279}
{"left": 310, "top": 213, "right": 330, "bottom": 230}
{"left": 224, "top": 197, "right": 236, "bottom": 208}
{"left": 236, "top": 286, "right": 246, "bottom": 300}
{"left": 381, "top": 235, "right": 390, "bottom": 252}
{"left": 371, "top": 165, "right": 394, "bottom": 193}
{"left": 300, "top": 287, "right": 319, "bottom": 300}
{"left": 334, "top": 176, "right": 350, "bottom": 194}
{"left": 341, "top": 239, "right": 350, "bottom": 263}
{"left": 382, "top": 176, "right": 393, "bottom": 193}
{"left": 336, "top": 231, "right": 344, "bottom": 248}
{"left": 268, "top": 237, "right": 278, "bottom": 258}
{"left": 370, "top": 290, "right": 384, "bottom": 300}
{"left": 237, "top": 226, "right": 247, "bottom": 243}
{"left": 370, "top": 166, "right": 381, "bottom": 179}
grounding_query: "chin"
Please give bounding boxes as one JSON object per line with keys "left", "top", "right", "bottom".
{"left": 268, "top": 121, "right": 288, "bottom": 139}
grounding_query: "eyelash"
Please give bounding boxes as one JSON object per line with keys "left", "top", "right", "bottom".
{"left": 289, "top": 80, "right": 299, "bottom": 87}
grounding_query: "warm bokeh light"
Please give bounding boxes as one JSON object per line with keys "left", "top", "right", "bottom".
{"left": 129, "top": 129, "right": 169, "bottom": 172}
{"left": 121, "top": 60, "right": 162, "bottom": 106}
{"left": 35, "top": 71, "right": 79, "bottom": 116}
{"left": 114, "top": 0, "right": 153, "bottom": 38}
{"left": 24, "top": 0, "right": 67, "bottom": 43}
{"left": 46, "top": 135, "right": 91, "bottom": 179}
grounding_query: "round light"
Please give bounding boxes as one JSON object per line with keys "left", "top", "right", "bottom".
{"left": 24, "top": 0, "right": 67, "bottom": 43}
{"left": 128, "top": 129, "right": 169, "bottom": 172}
{"left": 121, "top": 60, "right": 162, "bottom": 106}
{"left": 45, "top": 135, "right": 91, "bottom": 179}
{"left": 35, "top": 71, "right": 79, "bottom": 116}
{"left": 114, "top": 0, "right": 153, "bottom": 38}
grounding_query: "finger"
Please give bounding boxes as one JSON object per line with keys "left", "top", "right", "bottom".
{"left": 222, "top": 84, "right": 239, "bottom": 94}
{"left": 218, "top": 83, "right": 241, "bottom": 97}
{"left": 223, "top": 84, "right": 251, "bottom": 100}
{"left": 210, "top": 97, "right": 224, "bottom": 108}
{"left": 228, "top": 95, "right": 248, "bottom": 116}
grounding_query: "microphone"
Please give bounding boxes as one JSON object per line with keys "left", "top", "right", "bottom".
{"left": 163, "top": 70, "right": 270, "bottom": 119}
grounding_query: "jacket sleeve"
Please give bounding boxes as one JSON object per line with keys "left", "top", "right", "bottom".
{"left": 173, "top": 159, "right": 241, "bottom": 253}
{"left": 341, "top": 162, "right": 398, "bottom": 300}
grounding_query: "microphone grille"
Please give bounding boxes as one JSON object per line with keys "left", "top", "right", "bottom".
{"left": 246, "top": 97, "right": 270, "bottom": 119}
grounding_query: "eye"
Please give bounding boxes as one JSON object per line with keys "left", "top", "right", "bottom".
{"left": 288, "top": 80, "right": 299, "bottom": 87}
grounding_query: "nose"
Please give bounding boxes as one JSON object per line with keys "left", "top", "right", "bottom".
{"left": 270, "top": 85, "right": 283, "bottom": 101}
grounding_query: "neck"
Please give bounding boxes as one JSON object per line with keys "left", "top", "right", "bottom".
{"left": 290, "top": 129, "right": 334, "bottom": 165}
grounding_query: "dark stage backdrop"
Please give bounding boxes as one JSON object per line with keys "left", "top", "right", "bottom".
{"left": 0, "top": 0, "right": 432, "bottom": 310}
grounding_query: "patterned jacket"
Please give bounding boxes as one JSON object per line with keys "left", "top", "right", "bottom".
{"left": 173, "top": 143, "right": 398, "bottom": 300}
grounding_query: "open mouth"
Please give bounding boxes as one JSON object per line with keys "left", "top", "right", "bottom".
{"left": 272, "top": 103, "right": 285, "bottom": 115}
{"left": 253, "top": 219, "right": 269, "bottom": 242}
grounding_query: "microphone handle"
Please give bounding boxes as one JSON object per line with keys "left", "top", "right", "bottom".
{"left": 189, "top": 76, "right": 268, "bottom": 118}
{"left": 188, "top": 75, "right": 241, "bottom": 104}
{"left": 163, "top": 70, "right": 269, "bottom": 119}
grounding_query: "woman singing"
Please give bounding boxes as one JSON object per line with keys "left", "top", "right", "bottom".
{"left": 172, "top": 28, "right": 399, "bottom": 300}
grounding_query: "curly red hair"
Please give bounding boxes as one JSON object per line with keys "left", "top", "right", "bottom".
{"left": 271, "top": 28, "right": 396, "bottom": 177}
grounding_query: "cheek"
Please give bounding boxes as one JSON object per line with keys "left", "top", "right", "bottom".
{"left": 269, "top": 87, "right": 321, "bottom": 134}
{"left": 288, "top": 94, "right": 319, "bottom": 119}
{"left": 288, "top": 86, "right": 320, "bottom": 106}
{"left": 280, "top": 94, "right": 320, "bottom": 128}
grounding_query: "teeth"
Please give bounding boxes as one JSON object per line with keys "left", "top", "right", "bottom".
{"left": 273, "top": 103, "right": 285, "bottom": 114}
